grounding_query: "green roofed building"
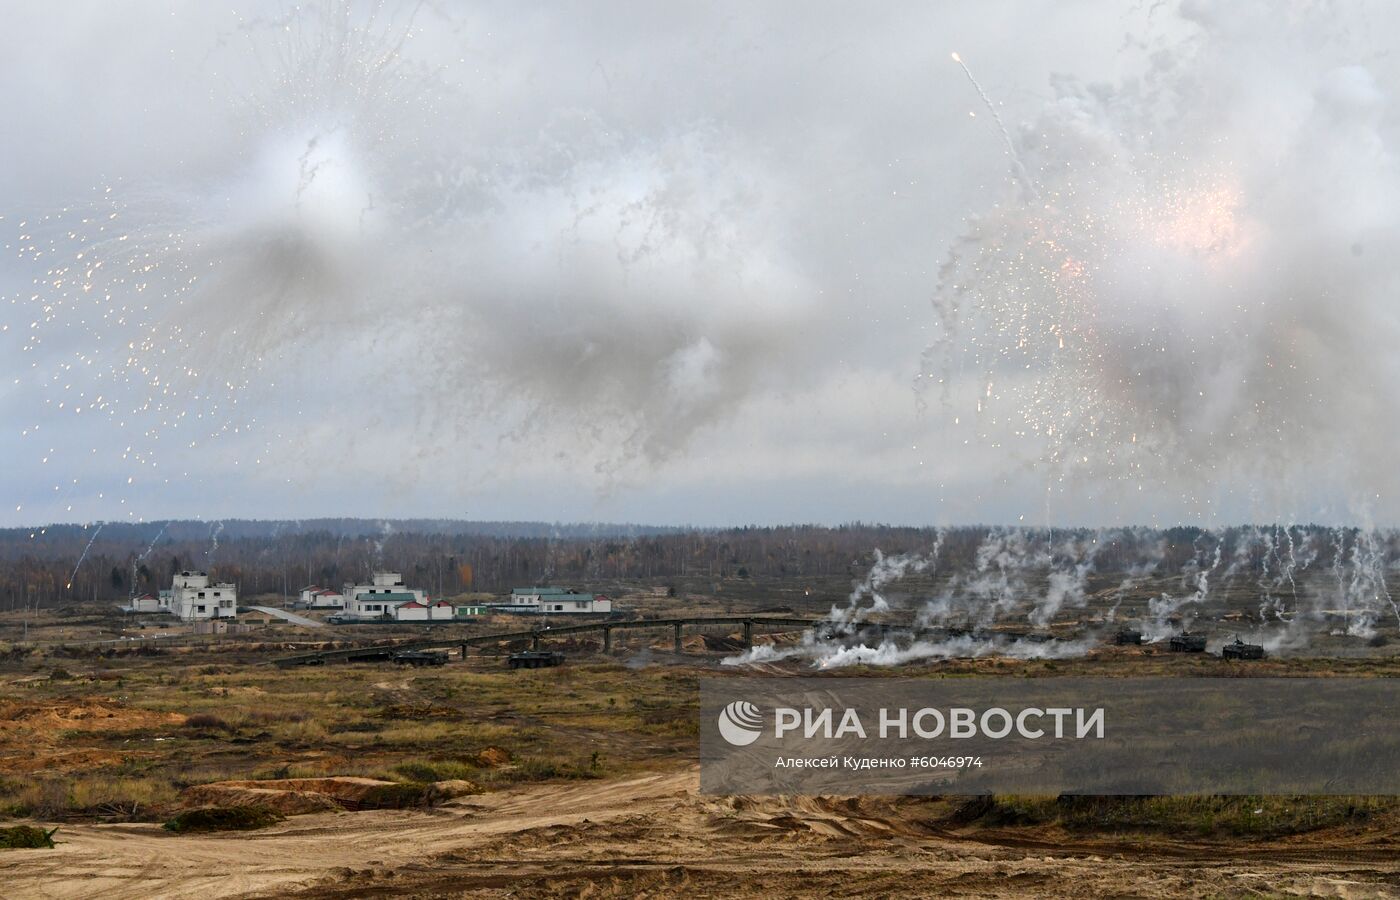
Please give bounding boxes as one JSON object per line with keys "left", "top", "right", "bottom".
{"left": 497, "top": 587, "right": 613, "bottom": 614}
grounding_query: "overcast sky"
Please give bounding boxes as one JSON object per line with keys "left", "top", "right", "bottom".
{"left": 2, "top": 1, "right": 1396, "bottom": 529}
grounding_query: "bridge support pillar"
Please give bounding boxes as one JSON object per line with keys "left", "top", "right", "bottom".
{"left": 460, "top": 643, "right": 468, "bottom": 661}
{"left": 673, "top": 622, "right": 683, "bottom": 654}
{"left": 532, "top": 634, "right": 541, "bottom": 650}
{"left": 602, "top": 626, "right": 612, "bottom": 653}
{"left": 743, "top": 620, "right": 753, "bottom": 647}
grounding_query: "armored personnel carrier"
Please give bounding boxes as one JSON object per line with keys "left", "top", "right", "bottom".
{"left": 1221, "top": 637, "right": 1265, "bottom": 660}
{"left": 508, "top": 650, "right": 565, "bottom": 669}
{"left": 1168, "top": 633, "right": 1207, "bottom": 653}
{"left": 1114, "top": 629, "right": 1143, "bottom": 645}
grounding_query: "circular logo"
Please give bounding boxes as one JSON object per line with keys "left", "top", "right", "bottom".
{"left": 717, "top": 700, "right": 763, "bottom": 746}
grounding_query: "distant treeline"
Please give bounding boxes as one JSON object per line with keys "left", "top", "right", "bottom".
{"left": 0, "top": 520, "right": 1379, "bottom": 610}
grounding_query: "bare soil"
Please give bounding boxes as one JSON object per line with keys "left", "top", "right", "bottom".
{"left": 2, "top": 768, "right": 1398, "bottom": 899}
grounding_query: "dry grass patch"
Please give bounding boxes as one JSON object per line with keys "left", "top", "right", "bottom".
{"left": 164, "top": 806, "right": 283, "bottom": 834}
{"left": 0, "top": 825, "right": 58, "bottom": 849}
{"left": 0, "top": 649, "right": 696, "bottom": 823}
{"left": 961, "top": 794, "right": 1400, "bottom": 838}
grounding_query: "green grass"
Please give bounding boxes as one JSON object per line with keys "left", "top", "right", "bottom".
{"left": 0, "top": 826, "right": 58, "bottom": 849}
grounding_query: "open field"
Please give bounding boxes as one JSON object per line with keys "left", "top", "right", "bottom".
{"left": 9, "top": 767, "right": 1400, "bottom": 899}
{"left": 2, "top": 617, "right": 1400, "bottom": 897}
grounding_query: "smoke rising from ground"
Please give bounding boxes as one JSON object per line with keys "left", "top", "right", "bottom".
{"left": 725, "top": 524, "right": 1400, "bottom": 668}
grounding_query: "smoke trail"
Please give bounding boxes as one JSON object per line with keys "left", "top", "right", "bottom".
{"left": 130, "top": 522, "right": 169, "bottom": 596}
{"left": 831, "top": 535, "right": 944, "bottom": 632}
{"left": 1143, "top": 535, "right": 1221, "bottom": 642}
{"left": 373, "top": 520, "right": 393, "bottom": 565}
{"left": 66, "top": 522, "right": 105, "bottom": 590}
{"left": 1031, "top": 530, "right": 1105, "bottom": 627}
{"left": 949, "top": 52, "right": 1039, "bottom": 203}
{"left": 206, "top": 521, "right": 224, "bottom": 566}
{"left": 1331, "top": 529, "right": 1400, "bottom": 637}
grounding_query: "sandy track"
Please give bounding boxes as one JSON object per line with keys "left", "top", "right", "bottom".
{"left": 5, "top": 769, "right": 1400, "bottom": 899}
{"left": 0, "top": 772, "right": 695, "bottom": 900}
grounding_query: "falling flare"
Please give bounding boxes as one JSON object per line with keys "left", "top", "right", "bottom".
{"left": 949, "top": 50, "right": 1039, "bottom": 203}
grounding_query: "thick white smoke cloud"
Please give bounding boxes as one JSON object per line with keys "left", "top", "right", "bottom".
{"left": 4, "top": 2, "right": 819, "bottom": 521}
{"left": 722, "top": 630, "right": 1098, "bottom": 669}
{"left": 926, "top": 0, "right": 1400, "bottom": 517}
{"left": 11, "top": 1, "right": 1400, "bottom": 527}
{"left": 422, "top": 127, "right": 812, "bottom": 469}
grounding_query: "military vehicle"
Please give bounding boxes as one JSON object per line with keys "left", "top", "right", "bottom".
{"left": 508, "top": 649, "right": 565, "bottom": 669}
{"left": 1221, "top": 637, "right": 1265, "bottom": 660}
{"left": 392, "top": 650, "right": 449, "bottom": 667}
{"left": 1114, "top": 629, "right": 1143, "bottom": 645}
{"left": 1168, "top": 633, "right": 1207, "bottom": 653}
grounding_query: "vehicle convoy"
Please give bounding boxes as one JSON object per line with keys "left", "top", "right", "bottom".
{"left": 508, "top": 650, "right": 565, "bottom": 669}
{"left": 393, "top": 650, "right": 449, "bottom": 667}
{"left": 1221, "top": 637, "right": 1266, "bottom": 660}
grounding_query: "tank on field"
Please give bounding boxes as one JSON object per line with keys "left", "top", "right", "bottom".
{"left": 508, "top": 650, "right": 565, "bottom": 669}
{"left": 1168, "top": 632, "right": 1207, "bottom": 653}
{"left": 1114, "top": 629, "right": 1143, "bottom": 645}
{"left": 1221, "top": 637, "right": 1266, "bottom": 660}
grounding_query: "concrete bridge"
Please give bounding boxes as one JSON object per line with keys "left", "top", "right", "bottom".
{"left": 272, "top": 615, "right": 822, "bottom": 667}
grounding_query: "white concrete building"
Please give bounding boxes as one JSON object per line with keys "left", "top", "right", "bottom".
{"left": 297, "top": 586, "right": 346, "bottom": 609}
{"left": 124, "top": 593, "right": 162, "bottom": 614}
{"left": 313, "top": 588, "right": 346, "bottom": 608}
{"left": 395, "top": 601, "right": 430, "bottom": 621}
{"left": 494, "top": 587, "right": 612, "bottom": 614}
{"left": 168, "top": 571, "right": 237, "bottom": 620}
{"left": 340, "top": 573, "right": 427, "bottom": 619}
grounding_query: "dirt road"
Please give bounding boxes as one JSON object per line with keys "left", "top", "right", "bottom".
{"left": 5, "top": 769, "right": 1400, "bottom": 898}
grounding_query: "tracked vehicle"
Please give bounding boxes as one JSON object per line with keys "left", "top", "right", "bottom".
{"left": 1114, "top": 629, "right": 1143, "bottom": 646}
{"left": 392, "top": 650, "right": 449, "bottom": 667}
{"left": 1168, "top": 633, "right": 1207, "bottom": 653}
{"left": 1221, "top": 637, "right": 1265, "bottom": 660}
{"left": 508, "top": 650, "right": 565, "bottom": 669}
